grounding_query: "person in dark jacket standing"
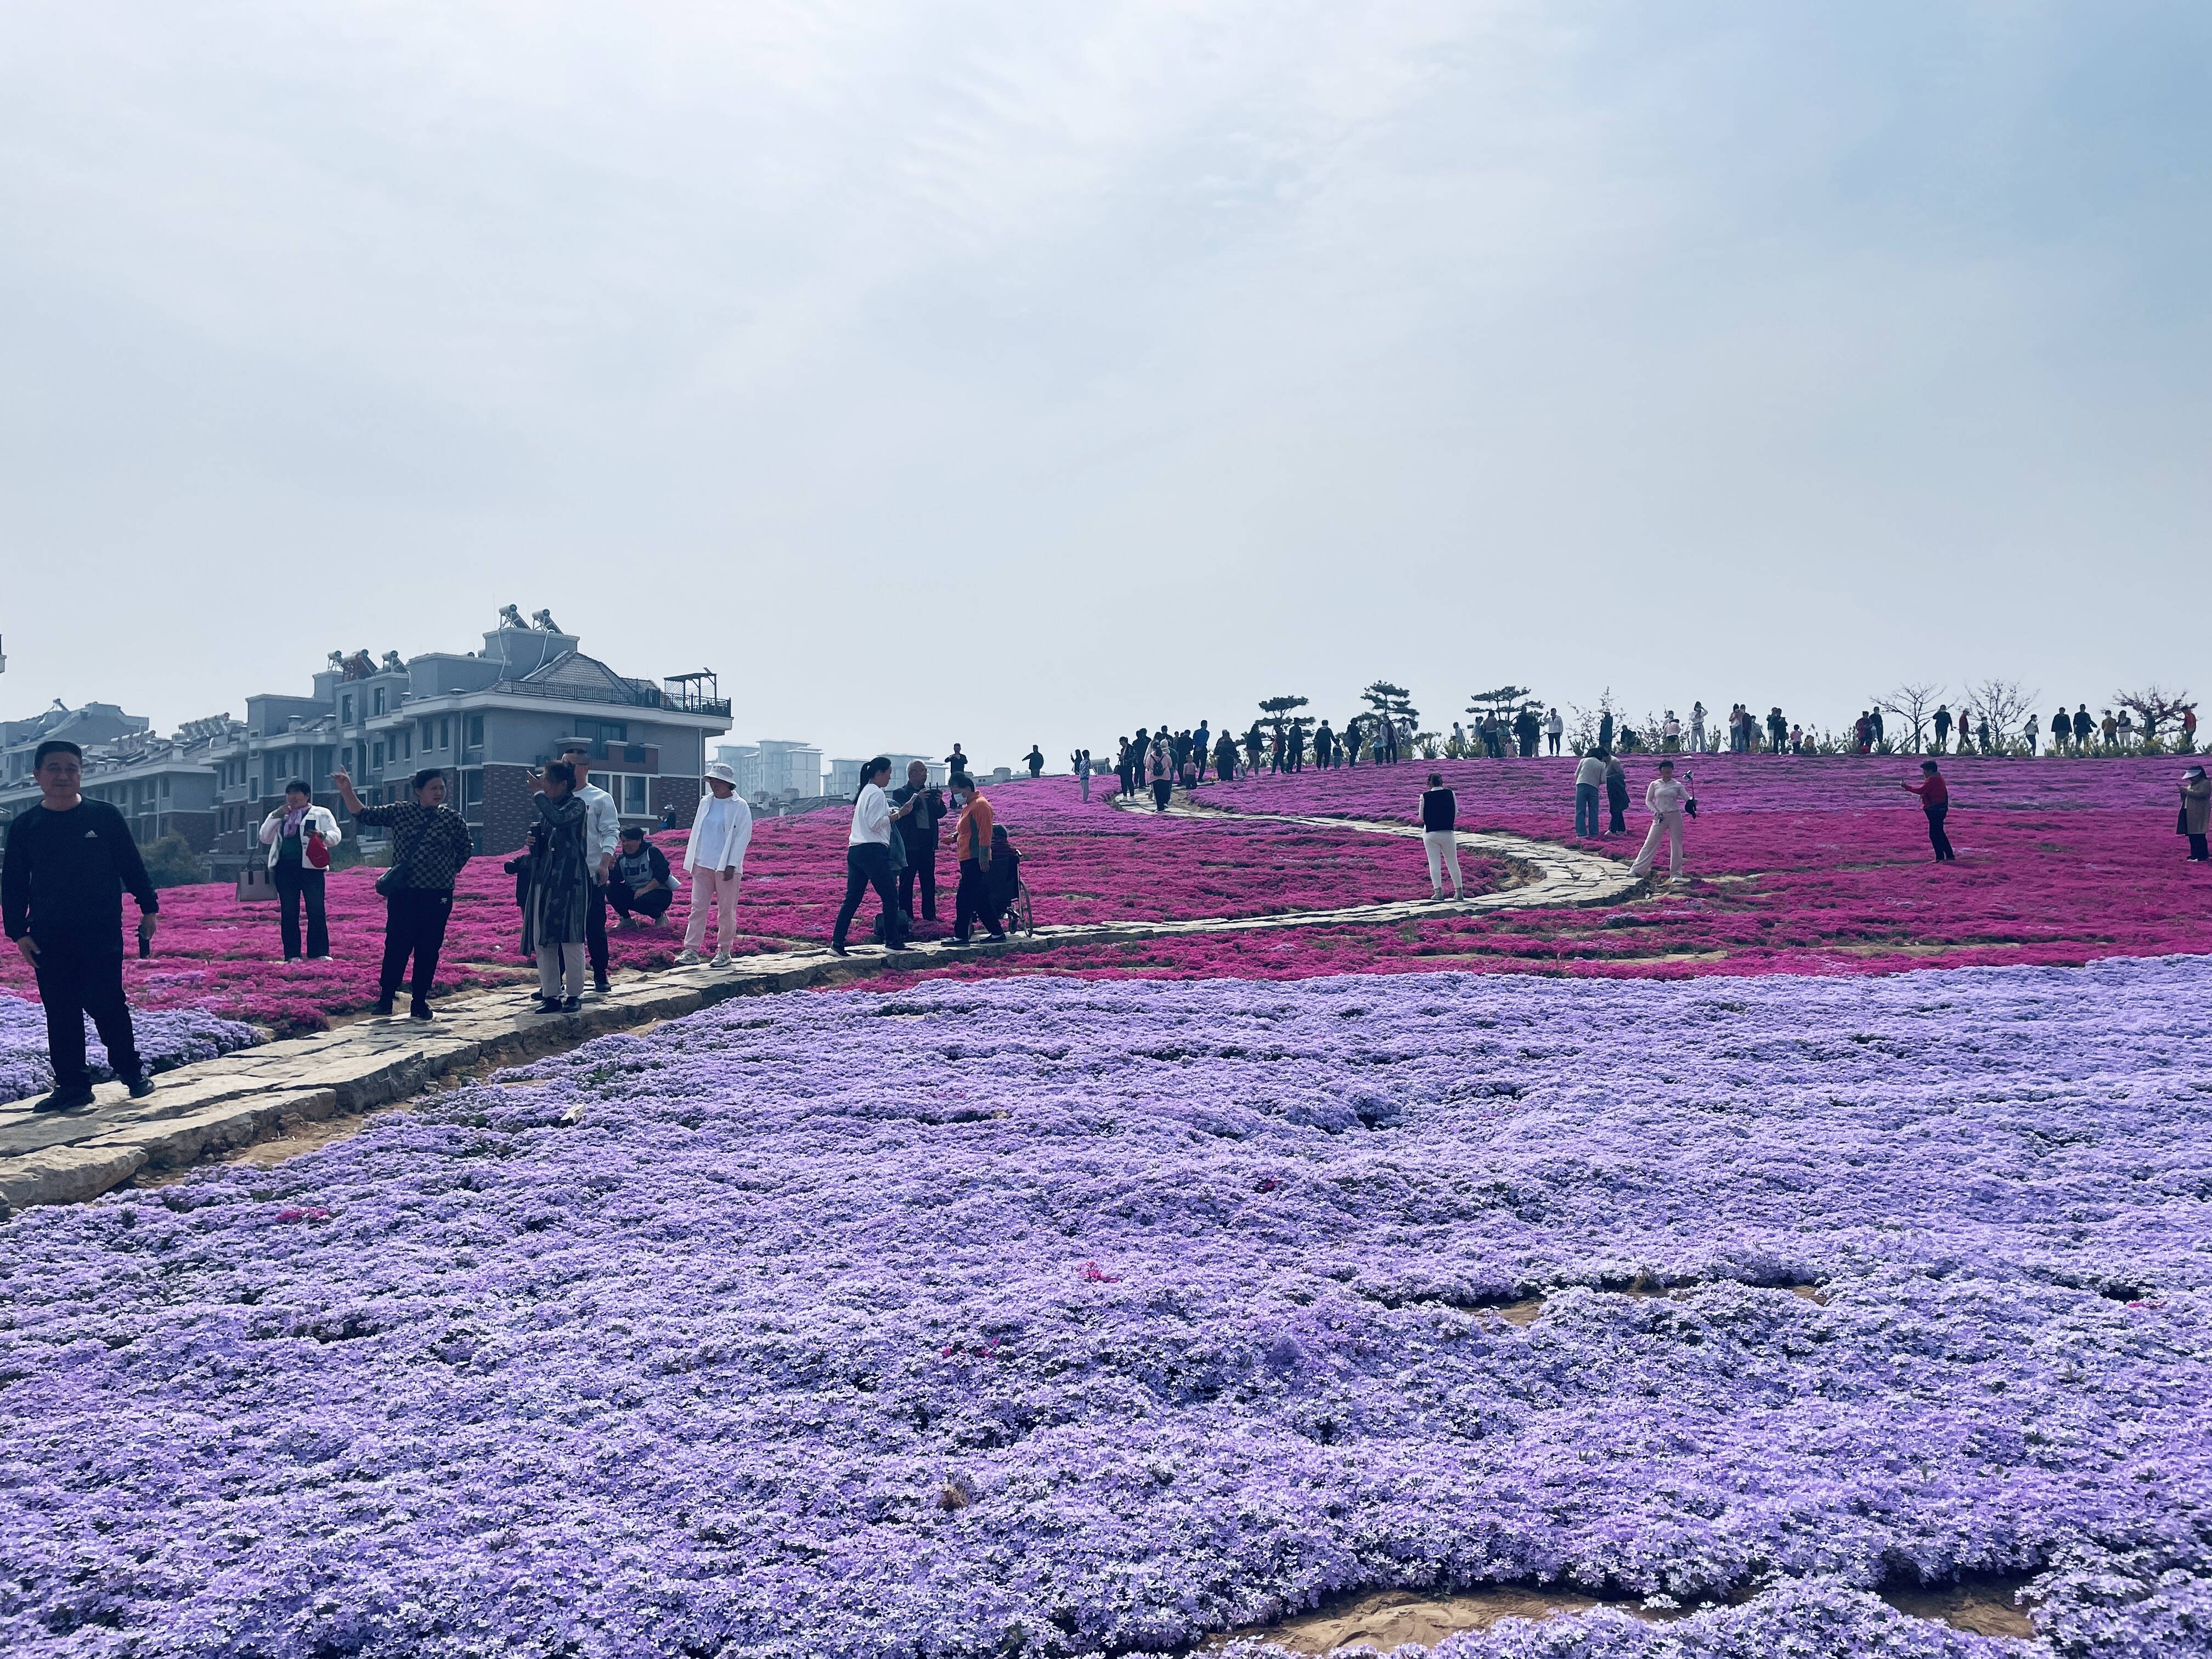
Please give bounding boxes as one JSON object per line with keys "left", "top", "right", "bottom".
{"left": 1214, "top": 727, "right": 1239, "bottom": 782}
{"left": 1932, "top": 704, "right": 1952, "bottom": 754}
{"left": 1605, "top": 753, "right": 1630, "bottom": 835}
{"left": 1901, "top": 760, "right": 1954, "bottom": 861}
{"left": 891, "top": 760, "right": 945, "bottom": 923}
{"left": 1419, "top": 772, "right": 1463, "bottom": 899}
{"left": 2073, "top": 705, "right": 2094, "bottom": 751}
{"left": 3, "top": 740, "right": 160, "bottom": 1111}
{"left": 1025, "top": 745, "right": 1045, "bottom": 780}
{"left": 333, "top": 766, "right": 474, "bottom": 1019}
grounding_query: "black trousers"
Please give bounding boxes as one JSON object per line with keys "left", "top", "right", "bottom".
{"left": 272, "top": 862, "right": 328, "bottom": 960}
{"left": 1925, "top": 804, "right": 1955, "bottom": 861}
{"left": 607, "top": 881, "right": 673, "bottom": 921}
{"left": 584, "top": 881, "right": 609, "bottom": 978}
{"left": 1152, "top": 779, "right": 1172, "bottom": 810}
{"left": 32, "top": 940, "right": 139, "bottom": 1093}
{"left": 834, "top": 843, "right": 902, "bottom": 947}
{"left": 1607, "top": 796, "right": 1627, "bottom": 833}
{"left": 954, "top": 856, "right": 1005, "bottom": 941}
{"left": 2191, "top": 833, "right": 2209, "bottom": 861}
{"left": 379, "top": 889, "right": 453, "bottom": 1005}
{"left": 898, "top": 844, "right": 938, "bottom": 921}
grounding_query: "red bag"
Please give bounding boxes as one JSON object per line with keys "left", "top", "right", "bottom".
{"left": 305, "top": 830, "right": 331, "bottom": 870}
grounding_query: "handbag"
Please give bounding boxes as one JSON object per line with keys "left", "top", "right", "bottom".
{"left": 305, "top": 829, "right": 331, "bottom": 870}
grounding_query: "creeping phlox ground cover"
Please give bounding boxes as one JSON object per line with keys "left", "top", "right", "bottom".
{"left": 3, "top": 960, "right": 2207, "bottom": 1657}
{"left": 0, "top": 787, "right": 1477, "bottom": 1032}
{"left": 0, "top": 994, "right": 259, "bottom": 1104}
{"left": 943, "top": 755, "right": 2212, "bottom": 984}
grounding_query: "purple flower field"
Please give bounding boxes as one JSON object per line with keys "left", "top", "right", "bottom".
{"left": 0, "top": 994, "right": 261, "bottom": 1104}
{"left": 3, "top": 960, "right": 2209, "bottom": 1656}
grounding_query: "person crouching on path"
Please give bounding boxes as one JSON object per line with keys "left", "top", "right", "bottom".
{"left": 608, "top": 826, "right": 678, "bottom": 928}
{"left": 2181, "top": 764, "right": 2210, "bottom": 862}
{"left": 676, "top": 762, "right": 752, "bottom": 965}
{"left": 1901, "top": 760, "right": 1955, "bottom": 862}
{"left": 832, "top": 758, "right": 913, "bottom": 956}
{"left": 2, "top": 739, "right": 159, "bottom": 1112}
{"left": 257, "top": 781, "right": 341, "bottom": 962}
{"left": 333, "top": 765, "right": 474, "bottom": 1020}
{"left": 950, "top": 774, "right": 1007, "bottom": 944}
{"left": 1629, "top": 760, "right": 1695, "bottom": 881}
{"left": 522, "top": 763, "right": 593, "bottom": 1011}
{"left": 1420, "top": 772, "right": 1463, "bottom": 900}
{"left": 1574, "top": 747, "right": 1606, "bottom": 837}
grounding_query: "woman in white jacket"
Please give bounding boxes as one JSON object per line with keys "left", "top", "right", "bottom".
{"left": 676, "top": 761, "right": 753, "bottom": 967}
{"left": 257, "top": 780, "right": 342, "bottom": 962}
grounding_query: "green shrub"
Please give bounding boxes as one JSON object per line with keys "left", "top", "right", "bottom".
{"left": 140, "top": 833, "right": 206, "bottom": 888}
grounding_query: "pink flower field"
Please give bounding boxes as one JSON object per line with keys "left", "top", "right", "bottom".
{"left": 0, "top": 785, "right": 1490, "bottom": 1031}
{"left": 893, "top": 756, "right": 2212, "bottom": 986}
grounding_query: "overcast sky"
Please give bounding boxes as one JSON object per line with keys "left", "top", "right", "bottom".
{"left": 2, "top": 2, "right": 2206, "bottom": 765}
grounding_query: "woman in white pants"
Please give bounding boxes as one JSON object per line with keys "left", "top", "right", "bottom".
{"left": 1630, "top": 760, "right": 1695, "bottom": 881}
{"left": 677, "top": 762, "right": 754, "bottom": 966}
{"left": 1419, "top": 772, "right": 1463, "bottom": 900}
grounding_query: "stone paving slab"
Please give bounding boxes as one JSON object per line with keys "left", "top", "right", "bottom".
{"left": 0, "top": 805, "right": 1640, "bottom": 1218}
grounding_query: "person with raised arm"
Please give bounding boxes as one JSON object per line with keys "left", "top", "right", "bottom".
{"left": 333, "top": 765, "right": 473, "bottom": 1019}
{"left": 1901, "top": 759, "right": 1955, "bottom": 862}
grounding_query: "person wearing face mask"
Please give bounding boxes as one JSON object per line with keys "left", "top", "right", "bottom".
{"left": 949, "top": 774, "right": 1007, "bottom": 944}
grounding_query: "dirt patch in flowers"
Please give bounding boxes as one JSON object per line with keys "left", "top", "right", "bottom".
{"left": 1209, "top": 1585, "right": 1667, "bottom": 1651}
{"left": 1878, "top": 1575, "right": 2037, "bottom": 1638}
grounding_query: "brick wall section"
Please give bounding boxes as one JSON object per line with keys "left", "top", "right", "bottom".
{"left": 651, "top": 775, "right": 702, "bottom": 831}
{"left": 481, "top": 763, "right": 538, "bottom": 855}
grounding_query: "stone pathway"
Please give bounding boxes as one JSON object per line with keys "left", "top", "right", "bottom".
{"left": 0, "top": 809, "right": 1638, "bottom": 1216}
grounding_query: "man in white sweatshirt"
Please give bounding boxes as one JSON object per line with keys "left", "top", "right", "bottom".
{"left": 1630, "top": 760, "right": 1695, "bottom": 881}
{"left": 676, "top": 761, "right": 753, "bottom": 967}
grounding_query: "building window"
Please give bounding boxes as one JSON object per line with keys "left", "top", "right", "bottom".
{"left": 372, "top": 742, "right": 385, "bottom": 771}
{"left": 576, "top": 718, "right": 628, "bottom": 743}
{"left": 462, "top": 770, "right": 484, "bottom": 813}
{"left": 439, "top": 716, "right": 451, "bottom": 749}
{"left": 398, "top": 730, "right": 411, "bottom": 759}
{"left": 466, "top": 714, "right": 482, "bottom": 749}
{"left": 341, "top": 694, "right": 353, "bottom": 724}
{"left": 373, "top": 687, "right": 385, "bottom": 716}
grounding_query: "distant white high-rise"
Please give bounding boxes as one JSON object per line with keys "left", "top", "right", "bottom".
{"left": 716, "top": 739, "right": 822, "bottom": 800}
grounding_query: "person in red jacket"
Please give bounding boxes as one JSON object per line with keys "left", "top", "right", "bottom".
{"left": 1902, "top": 760, "right": 1954, "bottom": 861}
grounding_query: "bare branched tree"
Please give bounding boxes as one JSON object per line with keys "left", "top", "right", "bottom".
{"left": 2116, "top": 684, "right": 2193, "bottom": 747}
{"left": 1965, "top": 678, "right": 2040, "bottom": 751}
{"left": 1877, "top": 682, "right": 1944, "bottom": 755}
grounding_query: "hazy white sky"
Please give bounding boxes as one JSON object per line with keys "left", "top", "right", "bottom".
{"left": 2, "top": 1, "right": 2206, "bottom": 765}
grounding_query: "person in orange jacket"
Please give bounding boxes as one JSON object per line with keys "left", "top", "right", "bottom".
{"left": 949, "top": 775, "right": 1005, "bottom": 945}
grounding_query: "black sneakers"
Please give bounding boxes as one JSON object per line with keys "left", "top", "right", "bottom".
{"left": 560, "top": 996, "right": 582, "bottom": 1013}
{"left": 372, "top": 998, "right": 396, "bottom": 1018}
{"left": 32, "top": 1086, "right": 95, "bottom": 1114}
{"left": 408, "top": 1002, "right": 436, "bottom": 1022}
{"left": 592, "top": 973, "right": 611, "bottom": 995}
{"left": 126, "top": 1072, "right": 156, "bottom": 1099}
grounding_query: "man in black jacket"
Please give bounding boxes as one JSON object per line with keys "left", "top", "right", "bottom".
{"left": 2, "top": 741, "right": 160, "bottom": 1111}
{"left": 890, "top": 760, "right": 945, "bottom": 923}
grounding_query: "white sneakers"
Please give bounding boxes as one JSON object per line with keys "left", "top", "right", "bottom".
{"left": 710, "top": 951, "right": 732, "bottom": 969}
{"left": 674, "top": 948, "right": 702, "bottom": 966}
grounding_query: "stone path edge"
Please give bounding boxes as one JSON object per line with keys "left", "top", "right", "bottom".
{"left": 0, "top": 805, "right": 1640, "bottom": 1217}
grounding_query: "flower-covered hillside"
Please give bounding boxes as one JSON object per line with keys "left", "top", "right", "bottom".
{"left": 4, "top": 960, "right": 2205, "bottom": 1656}
{"left": 0, "top": 786, "right": 1488, "bottom": 1032}
{"left": 945, "top": 755, "right": 2212, "bottom": 983}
